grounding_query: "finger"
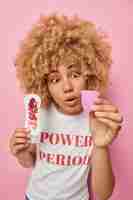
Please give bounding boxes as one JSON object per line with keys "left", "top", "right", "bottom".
{"left": 96, "top": 117, "right": 121, "bottom": 133}
{"left": 13, "top": 137, "right": 31, "bottom": 145}
{"left": 12, "top": 143, "right": 30, "bottom": 155}
{"left": 14, "top": 131, "right": 31, "bottom": 138}
{"left": 15, "top": 133, "right": 31, "bottom": 140}
{"left": 94, "top": 112, "right": 123, "bottom": 123}
{"left": 91, "top": 104, "right": 118, "bottom": 113}
{"left": 94, "top": 97, "right": 111, "bottom": 105}
{"left": 15, "top": 128, "right": 30, "bottom": 133}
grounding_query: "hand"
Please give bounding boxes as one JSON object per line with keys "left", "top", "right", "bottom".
{"left": 90, "top": 96, "right": 123, "bottom": 147}
{"left": 9, "top": 128, "right": 32, "bottom": 156}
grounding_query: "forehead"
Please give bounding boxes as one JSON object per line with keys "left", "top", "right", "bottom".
{"left": 49, "top": 64, "right": 83, "bottom": 74}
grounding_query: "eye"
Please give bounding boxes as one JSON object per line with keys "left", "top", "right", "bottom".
{"left": 50, "top": 78, "right": 59, "bottom": 83}
{"left": 48, "top": 76, "right": 60, "bottom": 84}
{"left": 71, "top": 72, "right": 81, "bottom": 78}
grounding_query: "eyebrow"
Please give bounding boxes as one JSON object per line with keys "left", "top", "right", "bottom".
{"left": 49, "top": 64, "right": 80, "bottom": 74}
{"left": 49, "top": 68, "right": 59, "bottom": 74}
{"left": 50, "top": 70, "right": 58, "bottom": 73}
{"left": 67, "top": 64, "right": 80, "bottom": 70}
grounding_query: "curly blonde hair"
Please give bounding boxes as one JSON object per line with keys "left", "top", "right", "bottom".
{"left": 14, "top": 13, "right": 112, "bottom": 108}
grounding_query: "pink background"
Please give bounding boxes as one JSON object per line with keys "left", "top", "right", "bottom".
{"left": 1, "top": 0, "right": 133, "bottom": 199}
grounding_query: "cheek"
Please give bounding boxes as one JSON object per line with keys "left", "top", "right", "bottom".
{"left": 75, "top": 79, "right": 87, "bottom": 90}
{"left": 48, "top": 85, "right": 61, "bottom": 100}
{"left": 48, "top": 85, "right": 55, "bottom": 98}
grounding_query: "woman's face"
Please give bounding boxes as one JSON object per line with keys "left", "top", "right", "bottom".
{"left": 47, "top": 64, "right": 88, "bottom": 115}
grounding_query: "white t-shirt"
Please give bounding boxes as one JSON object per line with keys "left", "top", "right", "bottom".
{"left": 26, "top": 103, "right": 94, "bottom": 200}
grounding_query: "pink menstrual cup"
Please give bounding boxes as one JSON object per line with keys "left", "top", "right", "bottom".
{"left": 81, "top": 90, "right": 99, "bottom": 113}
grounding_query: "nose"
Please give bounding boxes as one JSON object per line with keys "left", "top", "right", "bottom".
{"left": 62, "top": 78, "right": 73, "bottom": 93}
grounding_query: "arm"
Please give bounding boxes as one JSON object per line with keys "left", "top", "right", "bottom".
{"left": 90, "top": 145, "right": 115, "bottom": 200}
{"left": 89, "top": 96, "right": 123, "bottom": 200}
